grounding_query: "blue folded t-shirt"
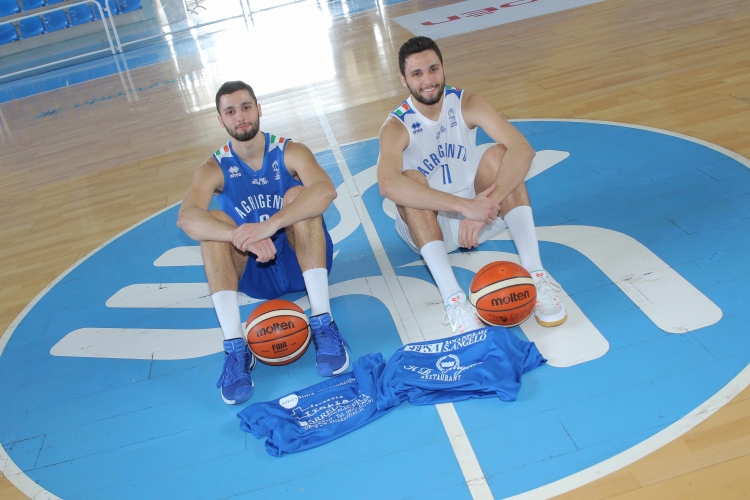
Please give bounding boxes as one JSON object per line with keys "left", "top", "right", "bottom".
{"left": 377, "top": 327, "right": 546, "bottom": 409}
{"left": 237, "top": 352, "right": 391, "bottom": 457}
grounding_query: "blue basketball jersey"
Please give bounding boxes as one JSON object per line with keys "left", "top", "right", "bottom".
{"left": 377, "top": 327, "right": 546, "bottom": 409}
{"left": 213, "top": 133, "right": 302, "bottom": 237}
{"left": 237, "top": 353, "right": 392, "bottom": 457}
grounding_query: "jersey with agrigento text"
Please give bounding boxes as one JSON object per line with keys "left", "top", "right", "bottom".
{"left": 390, "top": 86, "right": 480, "bottom": 197}
{"left": 213, "top": 133, "right": 302, "bottom": 238}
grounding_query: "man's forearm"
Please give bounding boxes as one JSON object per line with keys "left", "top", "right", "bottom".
{"left": 380, "top": 174, "right": 464, "bottom": 213}
{"left": 268, "top": 183, "right": 336, "bottom": 231}
{"left": 177, "top": 207, "right": 234, "bottom": 242}
{"left": 489, "top": 146, "right": 534, "bottom": 204}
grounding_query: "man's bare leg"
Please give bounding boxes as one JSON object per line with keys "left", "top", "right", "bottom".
{"left": 474, "top": 144, "right": 542, "bottom": 272}
{"left": 396, "top": 170, "right": 444, "bottom": 249}
{"left": 202, "top": 210, "right": 255, "bottom": 404}
{"left": 283, "top": 185, "right": 349, "bottom": 376}
{"left": 397, "top": 171, "right": 482, "bottom": 334}
{"left": 202, "top": 210, "right": 249, "bottom": 341}
{"left": 475, "top": 144, "right": 567, "bottom": 326}
{"left": 283, "top": 185, "right": 330, "bottom": 316}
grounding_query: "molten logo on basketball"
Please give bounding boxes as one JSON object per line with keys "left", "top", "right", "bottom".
{"left": 490, "top": 290, "right": 530, "bottom": 307}
{"left": 254, "top": 320, "right": 295, "bottom": 338}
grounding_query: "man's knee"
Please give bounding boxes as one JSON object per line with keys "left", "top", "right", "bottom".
{"left": 283, "top": 185, "right": 305, "bottom": 206}
{"left": 402, "top": 169, "right": 429, "bottom": 185}
{"left": 475, "top": 144, "right": 509, "bottom": 192}
{"left": 397, "top": 170, "right": 431, "bottom": 219}
{"left": 201, "top": 211, "right": 247, "bottom": 278}
{"left": 480, "top": 144, "right": 508, "bottom": 167}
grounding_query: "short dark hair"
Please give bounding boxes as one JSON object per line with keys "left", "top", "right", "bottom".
{"left": 398, "top": 36, "right": 443, "bottom": 76}
{"left": 215, "top": 81, "right": 257, "bottom": 113}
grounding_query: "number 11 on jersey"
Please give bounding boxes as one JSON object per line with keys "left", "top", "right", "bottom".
{"left": 441, "top": 164, "right": 452, "bottom": 184}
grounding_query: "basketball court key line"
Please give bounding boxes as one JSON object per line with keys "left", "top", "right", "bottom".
{"left": 306, "top": 84, "right": 495, "bottom": 500}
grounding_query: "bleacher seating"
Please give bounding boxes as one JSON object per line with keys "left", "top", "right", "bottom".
{"left": 1, "top": 0, "right": 143, "bottom": 55}
{"left": 116, "top": 0, "right": 140, "bottom": 14}
{"left": 0, "top": 22, "right": 18, "bottom": 44}
{"left": 67, "top": 4, "right": 93, "bottom": 25}
{"left": 19, "top": 0, "right": 44, "bottom": 11}
{"left": 91, "top": 0, "right": 116, "bottom": 18}
{"left": 42, "top": 9, "right": 68, "bottom": 31}
{"left": 0, "top": 0, "right": 20, "bottom": 17}
{"left": 18, "top": 15, "right": 43, "bottom": 37}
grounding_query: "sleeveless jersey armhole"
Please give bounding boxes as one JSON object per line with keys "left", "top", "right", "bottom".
{"left": 456, "top": 90, "right": 473, "bottom": 132}
{"left": 212, "top": 145, "right": 231, "bottom": 195}
{"left": 393, "top": 117, "right": 412, "bottom": 151}
{"left": 212, "top": 159, "right": 227, "bottom": 195}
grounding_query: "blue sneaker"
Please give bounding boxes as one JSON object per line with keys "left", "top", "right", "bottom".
{"left": 309, "top": 313, "right": 350, "bottom": 377}
{"left": 216, "top": 338, "right": 256, "bottom": 405}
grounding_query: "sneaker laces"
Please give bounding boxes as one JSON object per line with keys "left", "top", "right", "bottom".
{"left": 312, "top": 323, "right": 350, "bottom": 356}
{"left": 535, "top": 274, "right": 562, "bottom": 307}
{"left": 216, "top": 349, "right": 251, "bottom": 388}
{"left": 442, "top": 300, "right": 478, "bottom": 330}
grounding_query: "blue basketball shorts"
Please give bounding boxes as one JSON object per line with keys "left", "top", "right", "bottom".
{"left": 238, "top": 221, "right": 333, "bottom": 300}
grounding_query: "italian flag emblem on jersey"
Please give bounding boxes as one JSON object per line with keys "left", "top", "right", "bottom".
{"left": 268, "top": 135, "right": 287, "bottom": 151}
{"left": 394, "top": 103, "right": 411, "bottom": 117}
{"left": 215, "top": 143, "right": 232, "bottom": 160}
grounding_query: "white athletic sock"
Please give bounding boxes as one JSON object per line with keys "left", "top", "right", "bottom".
{"left": 420, "top": 240, "right": 463, "bottom": 306}
{"left": 211, "top": 290, "right": 244, "bottom": 341}
{"left": 303, "top": 268, "right": 331, "bottom": 317}
{"left": 504, "top": 205, "right": 544, "bottom": 273}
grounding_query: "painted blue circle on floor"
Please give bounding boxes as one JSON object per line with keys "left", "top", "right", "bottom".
{"left": 1, "top": 121, "right": 749, "bottom": 499}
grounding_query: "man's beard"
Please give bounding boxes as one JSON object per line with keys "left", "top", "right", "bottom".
{"left": 408, "top": 80, "right": 445, "bottom": 106}
{"left": 226, "top": 120, "right": 260, "bottom": 142}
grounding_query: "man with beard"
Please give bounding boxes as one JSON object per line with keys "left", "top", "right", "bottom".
{"left": 376, "top": 37, "right": 567, "bottom": 335}
{"left": 178, "top": 81, "right": 349, "bottom": 405}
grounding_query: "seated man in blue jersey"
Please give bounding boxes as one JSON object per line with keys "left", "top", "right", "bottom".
{"left": 177, "top": 81, "right": 349, "bottom": 405}
{"left": 377, "top": 37, "right": 567, "bottom": 334}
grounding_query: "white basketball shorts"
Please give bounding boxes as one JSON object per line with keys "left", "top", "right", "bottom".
{"left": 394, "top": 185, "right": 508, "bottom": 253}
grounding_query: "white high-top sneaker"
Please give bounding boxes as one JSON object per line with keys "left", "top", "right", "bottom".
{"left": 531, "top": 270, "right": 568, "bottom": 327}
{"left": 443, "top": 292, "right": 485, "bottom": 335}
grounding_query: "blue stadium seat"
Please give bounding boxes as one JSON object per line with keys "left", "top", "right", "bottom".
{"left": 115, "top": 0, "right": 140, "bottom": 13}
{"left": 0, "top": 23, "right": 18, "bottom": 44}
{"left": 18, "top": 15, "right": 43, "bottom": 37}
{"left": 92, "top": 0, "right": 117, "bottom": 18}
{"left": 67, "top": 4, "right": 93, "bottom": 25}
{"left": 46, "top": 0, "right": 64, "bottom": 4}
{"left": 0, "top": 0, "right": 20, "bottom": 17}
{"left": 20, "top": 0, "right": 44, "bottom": 11}
{"left": 42, "top": 9, "right": 68, "bottom": 31}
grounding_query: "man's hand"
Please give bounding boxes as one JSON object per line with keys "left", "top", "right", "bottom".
{"left": 460, "top": 185, "right": 500, "bottom": 223}
{"left": 459, "top": 218, "right": 487, "bottom": 249}
{"left": 231, "top": 220, "right": 277, "bottom": 253}
{"left": 246, "top": 238, "right": 277, "bottom": 263}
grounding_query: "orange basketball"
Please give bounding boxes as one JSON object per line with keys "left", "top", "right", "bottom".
{"left": 245, "top": 299, "right": 311, "bottom": 366}
{"left": 469, "top": 261, "right": 537, "bottom": 327}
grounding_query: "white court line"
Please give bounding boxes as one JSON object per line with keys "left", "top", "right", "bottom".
{"left": 306, "top": 84, "right": 494, "bottom": 500}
